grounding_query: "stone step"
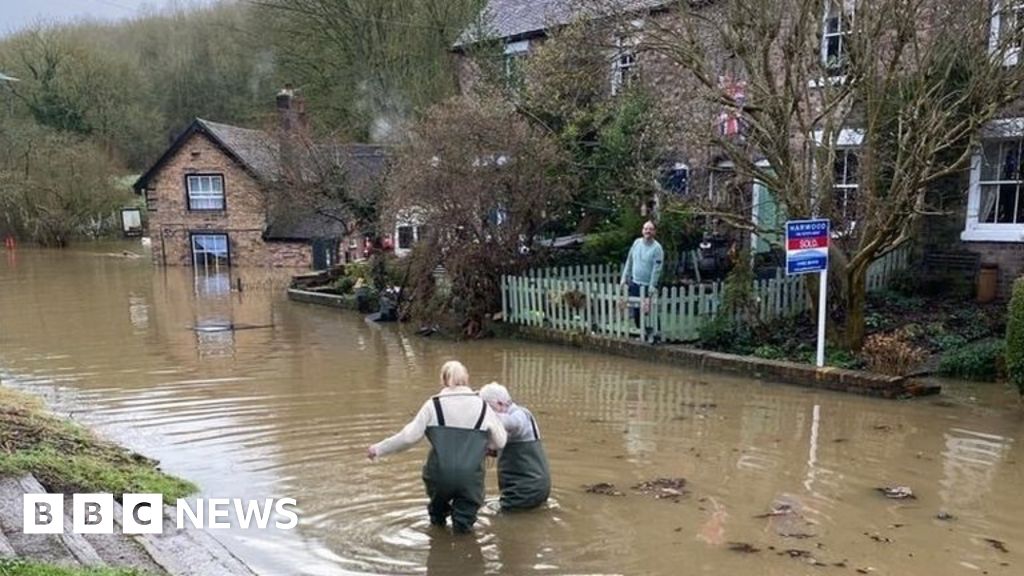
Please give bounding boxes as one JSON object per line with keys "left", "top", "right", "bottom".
{"left": 0, "top": 523, "right": 15, "bottom": 557}
{"left": 0, "top": 474, "right": 103, "bottom": 568}
{"left": 69, "top": 497, "right": 167, "bottom": 576}
{"left": 112, "top": 502, "right": 256, "bottom": 576}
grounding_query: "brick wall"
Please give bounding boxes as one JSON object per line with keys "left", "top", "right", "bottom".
{"left": 146, "top": 131, "right": 312, "bottom": 268}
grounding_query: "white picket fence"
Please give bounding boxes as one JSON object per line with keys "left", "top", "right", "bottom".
{"left": 502, "top": 243, "right": 911, "bottom": 342}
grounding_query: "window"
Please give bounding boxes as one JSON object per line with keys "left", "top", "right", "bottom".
{"left": 504, "top": 40, "right": 529, "bottom": 88}
{"left": 661, "top": 163, "right": 689, "bottom": 196}
{"left": 979, "top": 138, "right": 1024, "bottom": 224}
{"left": 708, "top": 162, "right": 736, "bottom": 202}
{"left": 191, "top": 233, "right": 229, "bottom": 270}
{"left": 833, "top": 148, "right": 859, "bottom": 223}
{"left": 611, "top": 36, "right": 637, "bottom": 95}
{"left": 990, "top": 0, "right": 1024, "bottom": 66}
{"left": 822, "top": 0, "right": 851, "bottom": 76}
{"left": 964, "top": 125, "right": 1024, "bottom": 242}
{"left": 187, "top": 175, "right": 224, "bottom": 211}
{"left": 397, "top": 225, "right": 415, "bottom": 250}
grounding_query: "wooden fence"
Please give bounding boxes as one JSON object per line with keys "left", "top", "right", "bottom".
{"left": 502, "top": 243, "right": 912, "bottom": 342}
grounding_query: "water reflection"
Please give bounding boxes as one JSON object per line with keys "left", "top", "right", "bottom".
{"left": 940, "top": 427, "right": 1013, "bottom": 513}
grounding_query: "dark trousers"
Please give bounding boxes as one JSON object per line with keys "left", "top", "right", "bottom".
{"left": 628, "top": 281, "right": 657, "bottom": 338}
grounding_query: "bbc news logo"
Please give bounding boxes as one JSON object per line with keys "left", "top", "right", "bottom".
{"left": 23, "top": 494, "right": 299, "bottom": 534}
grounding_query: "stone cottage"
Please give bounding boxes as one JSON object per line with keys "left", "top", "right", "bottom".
{"left": 133, "top": 91, "right": 386, "bottom": 270}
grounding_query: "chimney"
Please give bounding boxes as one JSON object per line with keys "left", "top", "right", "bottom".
{"left": 276, "top": 84, "right": 307, "bottom": 132}
{"left": 277, "top": 84, "right": 296, "bottom": 131}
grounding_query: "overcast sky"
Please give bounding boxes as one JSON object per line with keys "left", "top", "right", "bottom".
{"left": 2, "top": 0, "right": 219, "bottom": 38}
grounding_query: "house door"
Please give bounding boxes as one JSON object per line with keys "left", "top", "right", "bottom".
{"left": 311, "top": 238, "right": 339, "bottom": 270}
{"left": 752, "top": 181, "right": 784, "bottom": 254}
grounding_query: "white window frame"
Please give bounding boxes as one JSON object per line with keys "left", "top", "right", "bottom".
{"left": 708, "top": 160, "right": 735, "bottom": 202}
{"left": 662, "top": 162, "right": 690, "bottom": 195}
{"left": 394, "top": 209, "right": 425, "bottom": 257}
{"left": 963, "top": 119, "right": 1024, "bottom": 242}
{"left": 820, "top": 0, "right": 853, "bottom": 79}
{"left": 190, "top": 233, "right": 229, "bottom": 270}
{"left": 833, "top": 147, "right": 859, "bottom": 226}
{"left": 186, "top": 174, "right": 225, "bottom": 211}
{"left": 396, "top": 225, "right": 416, "bottom": 250}
{"left": 990, "top": 0, "right": 1024, "bottom": 66}
{"left": 610, "top": 36, "right": 638, "bottom": 95}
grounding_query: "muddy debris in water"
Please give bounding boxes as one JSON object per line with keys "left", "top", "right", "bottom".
{"left": 865, "top": 532, "right": 893, "bottom": 543}
{"left": 936, "top": 511, "right": 955, "bottom": 521}
{"left": 582, "top": 483, "right": 624, "bottom": 496}
{"left": 727, "top": 542, "right": 760, "bottom": 554}
{"left": 753, "top": 503, "right": 795, "bottom": 519}
{"left": 680, "top": 401, "right": 717, "bottom": 410}
{"left": 876, "top": 486, "right": 915, "bottom": 499}
{"left": 631, "top": 477, "right": 688, "bottom": 501}
{"left": 984, "top": 538, "right": 1008, "bottom": 553}
{"left": 777, "top": 548, "right": 812, "bottom": 559}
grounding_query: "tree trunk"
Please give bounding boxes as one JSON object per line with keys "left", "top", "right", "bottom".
{"left": 843, "top": 262, "right": 869, "bottom": 350}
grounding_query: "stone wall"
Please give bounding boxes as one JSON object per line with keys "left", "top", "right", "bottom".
{"left": 964, "top": 242, "right": 1024, "bottom": 298}
{"left": 146, "top": 131, "right": 312, "bottom": 269}
{"left": 507, "top": 325, "right": 939, "bottom": 399}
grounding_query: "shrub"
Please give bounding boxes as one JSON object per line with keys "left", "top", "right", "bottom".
{"left": 697, "top": 316, "right": 755, "bottom": 354}
{"left": 1007, "top": 278, "right": 1024, "bottom": 395}
{"left": 939, "top": 340, "right": 1006, "bottom": 382}
{"left": 931, "top": 332, "right": 968, "bottom": 352}
{"left": 331, "top": 276, "right": 355, "bottom": 294}
{"left": 753, "top": 344, "right": 786, "bottom": 360}
{"left": 861, "top": 328, "right": 928, "bottom": 376}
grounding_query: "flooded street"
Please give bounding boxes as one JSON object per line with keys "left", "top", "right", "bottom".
{"left": 1, "top": 244, "right": 1022, "bottom": 575}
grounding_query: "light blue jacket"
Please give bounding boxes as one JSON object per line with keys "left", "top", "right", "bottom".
{"left": 620, "top": 238, "right": 664, "bottom": 289}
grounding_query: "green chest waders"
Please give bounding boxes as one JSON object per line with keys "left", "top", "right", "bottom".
{"left": 498, "top": 415, "right": 551, "bottom": 510}
{"left": 422, "top": 395, "right": 490, "bottom": 532}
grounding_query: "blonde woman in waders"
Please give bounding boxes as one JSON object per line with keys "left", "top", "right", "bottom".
{"left": 479, "top": 382, "right": 551, "bottom": 510}
{"left": 368, "top": 361, "right": 507, "bottom": 533}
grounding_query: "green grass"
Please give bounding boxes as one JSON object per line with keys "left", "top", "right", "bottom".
{"left": 0, "top": 387, "right": 195, "bottom": 500}
{"left": 0, "top": 558, "right": 147, "bottom": 576}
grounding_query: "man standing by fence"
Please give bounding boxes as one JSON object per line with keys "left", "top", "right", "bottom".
{"left": 620, "top": 220, "right": 664, "bottom": 341}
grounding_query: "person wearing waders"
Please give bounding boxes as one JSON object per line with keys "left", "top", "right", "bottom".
{"left": 367, "top": 361, "right": 507, "bottom": 533}
{"left": 478, "top": 382, "right": 551, "bottom": 510}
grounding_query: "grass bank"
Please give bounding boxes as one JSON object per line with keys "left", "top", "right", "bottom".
{"left": 0, "top": 558, "right": 144, "bottom": 576}
{"left": 0, "top": 386, "right": 195, "bottom": 500}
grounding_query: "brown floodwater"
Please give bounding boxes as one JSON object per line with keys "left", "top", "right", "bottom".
{"left": 1, "top": 243, "right": 1022, "bottom": 575}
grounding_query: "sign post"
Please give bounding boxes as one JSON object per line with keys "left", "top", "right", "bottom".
{"left": 785, "top": 219, "right": 830, "bottom": 367}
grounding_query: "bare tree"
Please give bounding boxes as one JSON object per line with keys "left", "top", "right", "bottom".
{"left": 384, "top": 93, "right": 574, "bottom": 335}
{"left": 626, "top": 0, "right": 1024, "bottom": 348}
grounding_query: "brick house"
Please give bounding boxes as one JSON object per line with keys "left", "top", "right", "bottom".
{"left": 455, "top": 0, "right": 1024, "bottom": 293}
{"left": 133, "top": 92, "right": 386, "bottom": 270}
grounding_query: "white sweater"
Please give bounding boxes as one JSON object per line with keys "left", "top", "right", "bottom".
{"left": 372, "top": 386, "right": 508, "bottom": 457}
